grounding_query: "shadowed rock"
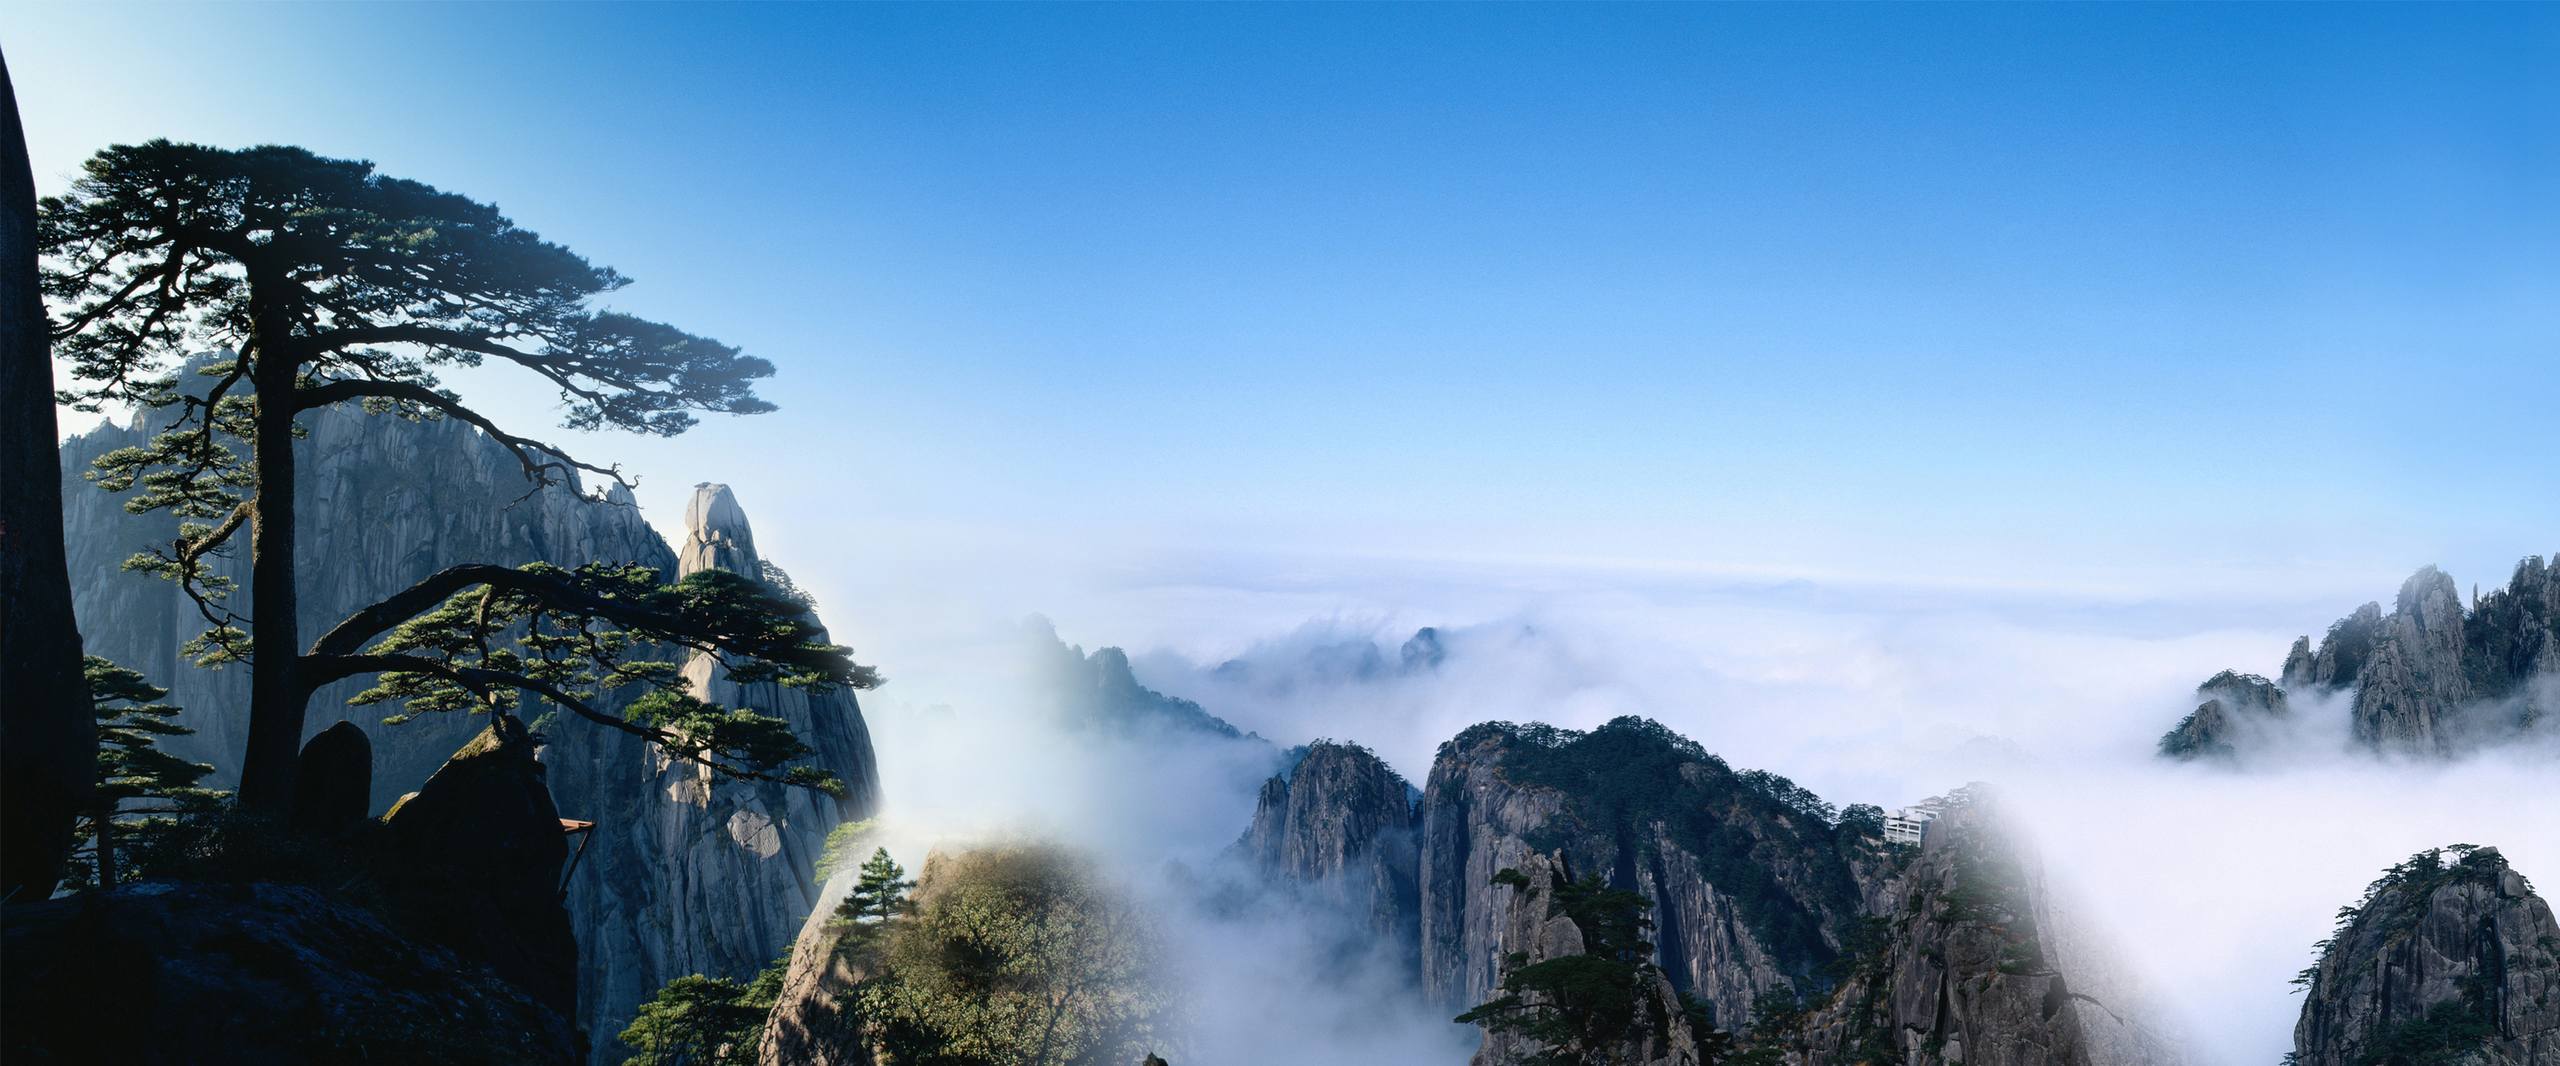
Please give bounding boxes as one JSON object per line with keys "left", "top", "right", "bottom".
{"left": 291, "top": 720, "right": 373, "bottom": 839}
{"left": 384, "top": 714, "right": 579, "bottom": 1024}
{"left": 2293, "top": 846, "right": 2560, "bottom": 1066}
{"left": 1240, "top": 741, "right": 1422, "bottom": 964}
{"left": 2157, "top": 671, "right": 2289, "bottom": 762}
{"left": 1, "top": 881, "right": 577, "bottom": 1064}
{"left": 2160, "top": 555, "right": 2559, "bottom": 761}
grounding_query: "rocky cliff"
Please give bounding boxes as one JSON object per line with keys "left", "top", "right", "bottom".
{"left": 2162, "top": 557, "right": 2559, "bottom": 761}
{"left": 1238, "top": 741, "right": 1423, "bottom": 961}
{"left": 1419, "top": 718, "right": 1890, "bottom": 1030}
{"left": 59, "top": 410, "right": 878, "bottom": 1065}
{"left": 2157, "top": 670, "right": 2291, "bottom": 761}
{"left": 2292, "top": 846, "right": 2560, "bottom": 1066}
{"left": 1465, "top": 851, "right": 1705, "bottom": 1066}
{"left": 757, "top": 862, "right": 873, "bottom": 1066}
{"left": 1777, "top": 796, "right": 2184, "bottom": 1066}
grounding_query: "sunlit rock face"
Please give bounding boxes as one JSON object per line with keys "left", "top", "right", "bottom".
{"left": 1462, "top": 851, "right": 1704, "bottom": 1066}
{"left": 60, "top": 397, "right": 670, "bottom": 802}
{"left": 2161, "top": 556, "right": 2559, "bottom": 761}
{"left": 757, "top": 862, "right": 872, "bottom": 1066}
{"left": 1417, "top": 719, "right": 1890, "bottom": 1031}
{"left": 2292, "top": 847, "right": 2560, "bottom": 1066}
{"left": 1783, "top": 798, "right": 2188, "bottom": 1066}
{"left": 1239, "top": 740, "right": 1423, "bottom": 962}
{"left": 59, "top": 408, "right": 879, "bottom": 1065}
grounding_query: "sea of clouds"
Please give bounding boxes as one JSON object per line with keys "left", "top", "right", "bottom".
{"left": 834, "top": 547, "right": 2557, "bottom": 1065}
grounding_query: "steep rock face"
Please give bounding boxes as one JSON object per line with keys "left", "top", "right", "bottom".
{"left": 59, "top": 412, "right": 880, "bottom": 1066}
{"left": 2158, "top": 671, "right": 2290, "bottom": 761}
{"left": 2352, "top": 568, "right": 2473, "bottom": 754}
{"left": 757, "top": 864, "right": 873, "bottom": 1066}
{"left": 2293, "top": 846, "right": 2560, "bottom": 1066}
{"left": 1239, "top": 741, "right": 1422, "bottom": 958}
{"left": 1420, "top": 719, "right": 1882, "bottom": 1029}
{"left": 579, "top": 482, "right": 880, "bottom": 1060}
{"left": 1, "top": 881, "right": 578, "bottom": 1064}
{"left": 59, "top": 405, "right": 671, "bottom": 801}
{"left": 2465, "top": 557, "right": 2560, "bottom": 734}
{"left": 560, "top": 484, "right": 879, "bottom": 1065}
{"left": 2161, "top": 556, "right": 2559, "bottom": 760}
{"left": 1467, "top": 852, "right": 1703, "bottom": 1066}
{"left": 1781, "top": 800, "right": 2184, "bottom": 1066}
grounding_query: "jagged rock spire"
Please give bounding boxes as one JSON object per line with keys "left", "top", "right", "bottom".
{"left": 681, "top": 482, "right": 761, "bottom": 577}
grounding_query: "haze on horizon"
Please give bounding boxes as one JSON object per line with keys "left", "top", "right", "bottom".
{"left": 11, "top": 2, "right": 2553, "bottom": 625}
{"left": 11, "top": 5, "right": 2558, "bottom": 1064}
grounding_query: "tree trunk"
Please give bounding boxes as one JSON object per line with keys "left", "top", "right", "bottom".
{"left": 92, "top": 799, "right": 117, "bottom": 890}
{"left": 234, "top": 318, "right": 305, "bottom": 813}
{"left": 0, "top": 49, "right": 95, "bottom": 903}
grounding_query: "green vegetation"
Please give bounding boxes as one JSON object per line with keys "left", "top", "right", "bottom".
{"left": 813, "top": 818, "right": 876, "bottom": 885}
{"left": 1470, "top": 716, "right": 1863, "bottom": 982}
{"left": 40, "top": 140, "right": 871, "bottom": 813}
{"left": 2293, "top": 847, "right": 2519, "bottom": 1064}
{"left": 1457, "top": 861, "right": 1745, "bottom": 1065}
{"left": 856, "top": 844, "right": 1169, "bottom": 1066}
{"left": 64, "top": 656, "right": 226, "bottom": 889}
{"left": 620, "top": 956, "right": 789, "bottom": 1066}
{"left": 833, "top": 847, "right": 916, "bottom": 948}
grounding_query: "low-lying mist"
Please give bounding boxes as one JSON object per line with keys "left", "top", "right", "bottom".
{"left": 834, "top": 551, "right": 2557, "bottom": 1065}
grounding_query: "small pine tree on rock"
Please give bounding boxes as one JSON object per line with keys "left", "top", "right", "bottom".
{"left": 834, "top": 847, "right": 913, "bottom": 942}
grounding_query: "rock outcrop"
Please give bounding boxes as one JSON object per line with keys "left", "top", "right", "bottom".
{"left": 2293, "top": 846, "right": 2560, "bottom": 1066}
{"left": 1, "top": 881, "right": 579, "bottom": 1064}
{"left": 1037, "top": 624, "right": 1261, "bottom": 744}
{"left": 582, "top": 482, "right": 880, "bottom": 1058}
{"left": 1466, "top": 851, "right": 1703, "bottom": 1066}
{"left": 1778, "top": 797, "right": 2184, "bottom": 1066}
{"left": 59, "top": 407, "right": 880, "bottom": 1064}
{"left": 1420, "top": 718, "right": 1889, "bottom": 1030}
{"left": 2156, "top": 671, "right": 2290, "bottom": 761}
{"left": 1238, "top": 741, "right": 1422, "bottom": 959}
{"left": 756, "top": 863, "right": 872, "bottom": 1066}
{"left": 290, "top": 720, "right": 374, "bottom": 840}
{"left": 2352, "top": 568, "right": 2475, "bottom": 754}
{"left": 2161, "top": 556, "right": 2559, "bottom": 760}
{"left": 382, "top": 714, "right": 581, "bottom": 1020}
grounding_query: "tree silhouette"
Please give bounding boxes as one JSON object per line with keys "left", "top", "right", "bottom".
{"left": 70, "top": 656, "right": 224, "bottom": 889}
{"left": 40, "top": 140, "right": 868, "bottom": 812}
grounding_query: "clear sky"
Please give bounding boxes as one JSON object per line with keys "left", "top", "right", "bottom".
{"left": 9, "top": 1, "right": 2555, "bottom": 617}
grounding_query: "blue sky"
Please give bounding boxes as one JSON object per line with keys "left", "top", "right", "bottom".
{"left": 11, "top": 2, "right": 2555, "bottom": 614}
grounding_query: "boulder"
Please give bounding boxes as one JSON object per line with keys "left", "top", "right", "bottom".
{"left": 382, "top": 714, "right": 579, "bottom": 1022}
{"left": 291, "top": 720, "right": 373, "bottom": 839}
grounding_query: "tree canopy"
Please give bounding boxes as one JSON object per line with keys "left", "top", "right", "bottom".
{"left": 68, "top": 656, "right": 225, "bottom": 889}
{"left": 38, "top": 140, "right": 865, "bottom": 812}
{"left": 858, "top": 844, "right": 1168, "bottom": 1066}
{"left": 1457, "top": 861, "right": 1696, "bottom": 1066}
{"left": 834, "top": 847, "right": 915, "bottom": 945}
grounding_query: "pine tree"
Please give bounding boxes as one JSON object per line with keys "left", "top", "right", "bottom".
{"left": 71, "top": 656, "right": 224, "bottom": 888}
{"left": 834, "top": 847, "right": 913, "bottom": 939}
{"left": 617, "top": 971, "right": 774, "bottom": 1066}
{"left": 1457, "top": 858, "right": 1736, "bottom": 1065}
{"left": 41, "top": 141, "right": 876, "bottom": 813}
